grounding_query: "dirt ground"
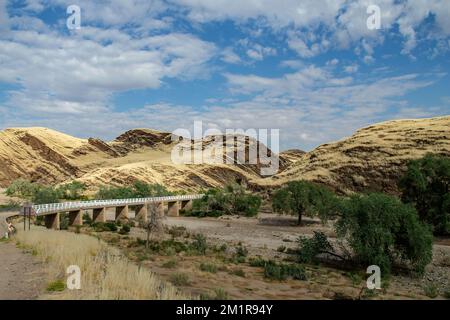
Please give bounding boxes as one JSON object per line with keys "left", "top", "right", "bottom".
{"left": 0, "top": 240, "right": 46, "bottom": 300}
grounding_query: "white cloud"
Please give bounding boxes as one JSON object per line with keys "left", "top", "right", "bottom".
{"left": 221, "top": 47, "right": 242, "bottom": 64}
{"left": 0, "top": 27, "right": 216, "bottom": 114}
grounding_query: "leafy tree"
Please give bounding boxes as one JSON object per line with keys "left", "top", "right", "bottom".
{"left": 32, "top": 186, "right": 62, "bottom": 204}
{"left": 399, "top": 154, "right": 450, "bottom": 235}
{"left": 190, "top": 184, "right": 261, "bottom": 217}
{"left": 272, "top": 181, "right": 338, "bottom": 225}
{"left": 297, "top": 231, "right": 339, "bottom": 263}
{"left": 5, "top": 179, "right": 40, "bottom": 200}
{"left": 335, "top": 193, "right": 433, "bottom": 275}
{"left": 96, "top": 181, "right": 172, "bottom": 200}
{"left": 58, "top": 181, "right": 86, "bottom": 200}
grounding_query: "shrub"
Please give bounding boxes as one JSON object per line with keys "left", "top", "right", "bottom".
{"left": 92, "top": 222, "right": 118, "bottom": 232}
{"left": 249, "top": 256, "right": 266, "bottom": 267}
{"left": 119, "top": 224, "right": 131, "bottom": 235}
{"left": 46, "top": 280, "right": 65, "bottom": 292}
{"left": 200, "top": 288, "right": 230, "bottom": 300}
{"left": 229, "top": 268, "right": 246, "bottom": 277}
{"left": 170, "top": 273, "right": 190, "bottom": 286}
{"left": 297, "top": 231, "right": 335, "bottom": 263}
{"left": 232, "top": 244, "right": 248, "bottom": 263}
{"left": 162, "top": 259, "right": 177, "bottom": 269}
{"left": 200, "top": 263, "right": 218, "bottom": 273}
{"left": 399, "top": 154, "right": 450, "bottom": 235}
{"left": 335, "top": 193, "right": 433, "bottom": 275}
{"left": 423, "top": 283, "right": 439, "bottom": 299}
{"left": 191, "top": 234, "right": 207, "bottom": 255}
{"left": 272, "top": 180, "right": 338, "bottom": 225}
{"left": 263, "top": 260, "right": 306, "bottom": 281}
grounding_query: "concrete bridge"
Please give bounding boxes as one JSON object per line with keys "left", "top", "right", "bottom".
{"left": 28, "top": 195, "right": 203, "bottom": 230}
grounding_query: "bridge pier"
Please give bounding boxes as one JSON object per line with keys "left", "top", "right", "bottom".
{"left": 180, "top": 200, "right": 193, "bottom": 212}
{"left": 45, "top": 213, "right": 60, "bottom": 230}
{"left": 135, "top": 204, "right": 148, "bottom": 223}
{"left": 157, "top": 202, "right": 165, "bottom": 218}
{"left": 167, "top": 201, "right": 180, "bottom": 217}
{"left": 68, "top": 210, "right": 83, "bottom": 226}
{"left": 115, "top": 205, "right": 129, "bottom": 222}
{"left": 93, "top": 208, "right": 106, "bottom": 223}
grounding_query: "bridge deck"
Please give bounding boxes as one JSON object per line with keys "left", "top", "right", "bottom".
{"left": 32, "top": 194, "right": 204, "bottom": 216}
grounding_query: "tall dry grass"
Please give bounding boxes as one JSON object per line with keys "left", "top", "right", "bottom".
{"left": 16, "top": 227, "right": 188, "bottom": 300}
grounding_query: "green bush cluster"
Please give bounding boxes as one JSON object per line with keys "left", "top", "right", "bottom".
{"left": 96, "top": 181, "right": 172, "bottom": 200}
{"left": 6, "top": 179, "right": 87, "bottom": 204}
{"left": 399, "top": 153, "right": 450, "bottom": 236}
{"left": 186, "top": 183, "right": 261, "bottom": 217}
{"left": 92, "top": 222, "right": 118, "bottom": 232}
{"left": 261, "top": 260, "right": 307, "bottom": 281}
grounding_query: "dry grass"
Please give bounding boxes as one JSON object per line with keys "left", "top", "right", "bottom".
{"left": 15, "top": 227, "right": 189, "bottom": 300}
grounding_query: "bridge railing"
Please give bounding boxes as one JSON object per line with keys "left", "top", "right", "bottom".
{"left": 32, "top": 194, "right": 204, "bottom": 216}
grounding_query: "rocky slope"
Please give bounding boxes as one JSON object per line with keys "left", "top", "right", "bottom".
{"left": 0, "top": 116, "right": 448, "bottom": 195}
{"left": 0, "top": 127, "right": 291, "bottom": 192}
{"left": 257, "top": 116, "right": 450, "bottom": 195}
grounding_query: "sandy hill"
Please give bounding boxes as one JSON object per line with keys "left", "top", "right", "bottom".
{"left": 0, "top": 116, "right": 448, "bottom": 195}
{"left": 257, "top": 116, "right": 450, "bottom": 195}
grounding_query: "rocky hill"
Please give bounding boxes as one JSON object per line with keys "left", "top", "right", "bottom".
{"left": 0, "top": 116, "right": 448, "bottom": 195}
{"left": 257, "top": 116, "right": 450, "bottom": 195}
{"left": 0, "top": 127, "right": 292, "bottom": 192}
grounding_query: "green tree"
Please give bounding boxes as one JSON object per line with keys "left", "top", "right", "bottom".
{"left": 96, "top": 181, "right": 173, "bottom": 200}
{"left": 32, "top": 186, "right": 62, "bottom": 204}
{"left": 189, "top": 184, "right": 261, "bottom": 217}
{"left": 272, "top": 181, "right": 338, "bottom": 225}
{"left": 58, "top": 181, "right": 86, "bottom": 200}
{"left": 399, "top": 154, "right": 450, "bottom": 235}
{"left": 5, "top": 179, "right": 40, "bottom": 200}
{"left": 335, "top": 193, "right": 433, "bottom": 275}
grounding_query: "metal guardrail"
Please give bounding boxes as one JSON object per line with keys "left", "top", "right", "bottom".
{"left": 32, "top": 194, "right": 204, "bottom": 216}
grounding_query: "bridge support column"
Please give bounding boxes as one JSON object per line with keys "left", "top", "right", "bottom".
{"left": 69, "top": 210, "right": 83, "bottom": 226}
{"left": 93, "top": 208, "right": 106, "bottom": 223}
{"left": 157, "top": 202, "right": 165, "bottom": 219}
{"left": 135, "top": 204, "right": 148, "bottom": 223}
{"left": 115, "top": 205, "right": 129, "bottom": 222}
{"left": 180, "top": 200, "right": 193, "bottom": 212}
{"left": 45, "top": 213, "right": 60, "bottom": 230}
{"left": 168, "top": 201, "right": 180, "bottom": 217}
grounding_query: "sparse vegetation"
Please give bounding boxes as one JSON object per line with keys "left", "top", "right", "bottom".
{"left": 16, "top": 228, "right": 187, "bottom": 299}
{"left": 200, "top": 288, "right": 229, "bottom": 300}
{"left": 46, "top": 280, "right": 65, "bottom": 292}
{"left": 170, "top": 273, "right": 190, "bottom": 286}
{"left": 200, "top": 262, "right": 218, "bottom": 273}
{"left": 423, "top": 282, "right": 439, "bottom": 298}
{"left": 162, "top": 259, "right": 178, "bottom": 269}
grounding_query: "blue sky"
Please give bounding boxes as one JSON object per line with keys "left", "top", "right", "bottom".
{"left": 0, "top": 0, "right": 449, "bottom": 150}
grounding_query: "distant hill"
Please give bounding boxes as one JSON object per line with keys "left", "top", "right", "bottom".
{"left": 0, "top": 116, "right": 448, "bottom": 195}
{"left": 256, "top": 116, "right": 450, "bottom": 195}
